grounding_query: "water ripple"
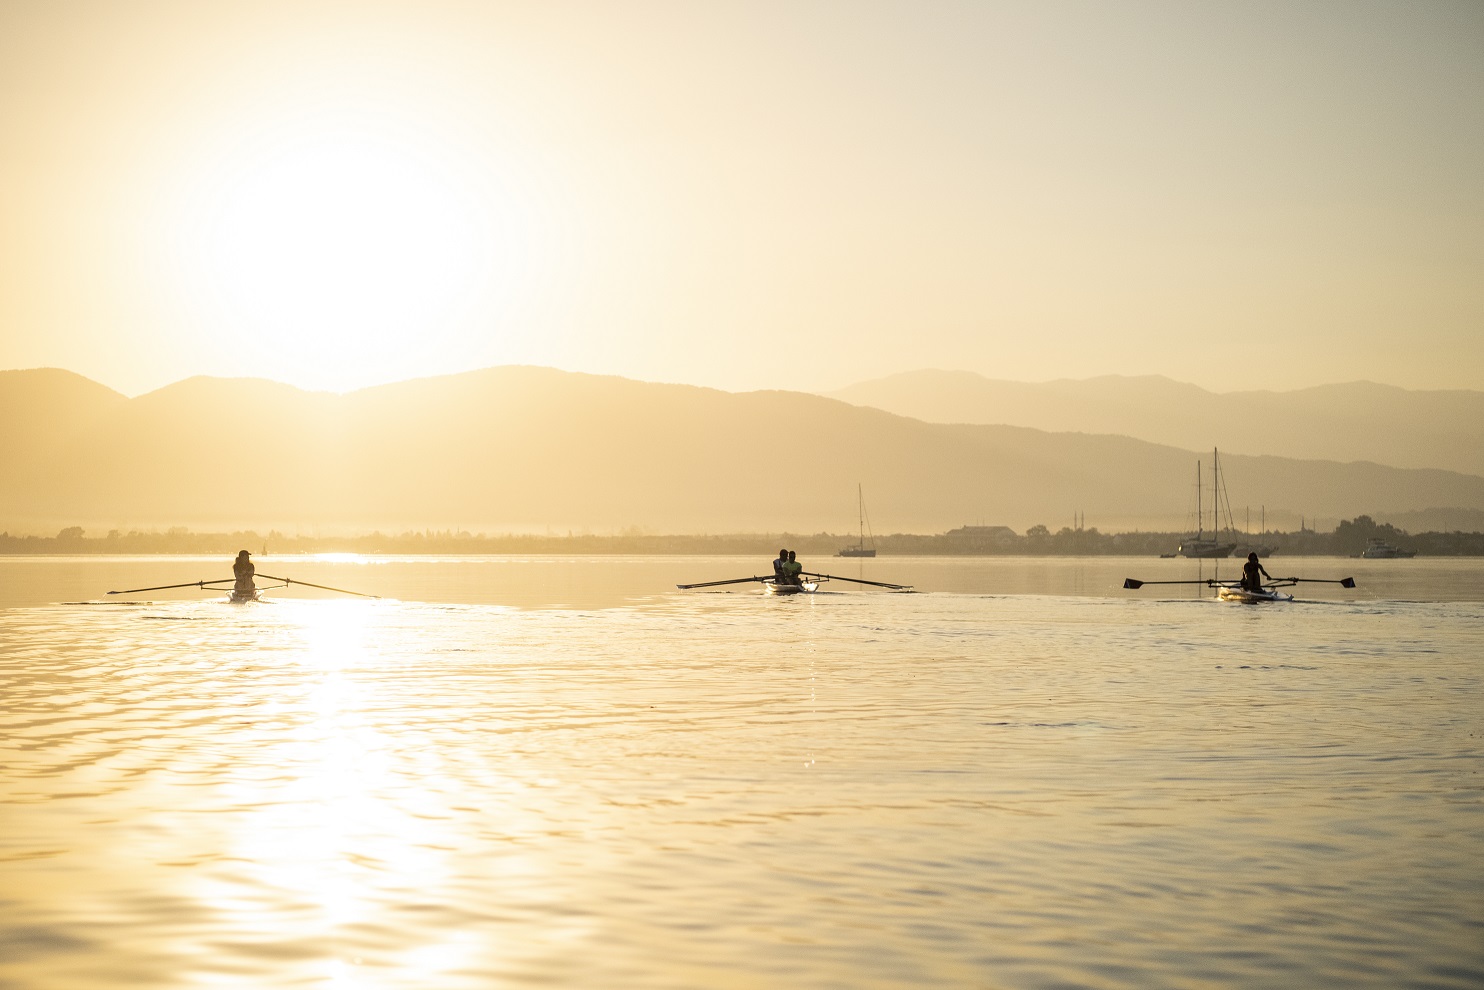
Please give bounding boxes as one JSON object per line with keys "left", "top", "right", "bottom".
{"left": 1, "top": 583, "right": 1481, "bottom": 988}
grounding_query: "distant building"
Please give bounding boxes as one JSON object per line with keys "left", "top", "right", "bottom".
{"left": 943, "top": 525, "right": 1019, "bottom": 551}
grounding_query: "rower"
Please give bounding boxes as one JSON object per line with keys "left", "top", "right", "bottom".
{"left": 1241, "top": 552, "right": 1271, "bottom": 592}
{"left": 782, "top": 550, "right": 804, "bottom": 587}
{"left": 773, "top": 548, "right": 788, "bottom": 581}
{"left": 233, "top": 550, "right": 256, "bottom": 598}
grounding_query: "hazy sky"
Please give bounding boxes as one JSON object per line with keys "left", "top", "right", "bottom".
{"left": 2, "top": 0, "right": 1480, "bottom": 396}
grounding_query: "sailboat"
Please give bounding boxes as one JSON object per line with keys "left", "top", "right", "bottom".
{"left": 837, "top": 484, "right": 877, "bottom": 557}
{"left": 1177, "top": 451, "right": 1237, "bottom": 559}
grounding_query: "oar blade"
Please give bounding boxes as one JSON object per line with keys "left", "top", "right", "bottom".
{"left": 1123, "top": 578, "right": 1143, "bottom": 589}
{"left": 1341, "top": 577, "right": 1356, "bottom": 588}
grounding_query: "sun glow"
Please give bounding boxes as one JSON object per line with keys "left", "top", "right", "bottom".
{"left": 162, "top": 103, "right": 558, "bottom": 392}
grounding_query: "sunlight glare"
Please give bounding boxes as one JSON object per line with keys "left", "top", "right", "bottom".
{"left": 207, "top": 130, "right": 476, "bottom": 347}
{"left": 296, "top": 600, "right": 374, "bottom": 673}
{"left": 197, "top": 603, "right": 491, "bottom": 984}
{"left": 163, "top": 102, "right": 555, "bottom": 391}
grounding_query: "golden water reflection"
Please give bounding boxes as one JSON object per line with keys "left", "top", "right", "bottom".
{"left": 1, "top": 572, "right": 1482, "bottom": 988}
{"left": 190, "top": 602, "right": 576, "bottom": 987}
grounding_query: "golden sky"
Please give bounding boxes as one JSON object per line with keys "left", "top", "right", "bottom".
{"left": 2, "top": 0, "right": 1480, "bottom": 396}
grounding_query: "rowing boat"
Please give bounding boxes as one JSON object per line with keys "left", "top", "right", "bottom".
{"left": 1123, "top": 574, "right": 1353, "bottom": 602}
{"left": 1216, "top": 584, "right": 1295, "bottom": 604}
{"left": 108, "top": 573, "right": 379, "bottom": 602}
{"left": 764, "top": 579, "right": 819, "bottom": 596}
{"left": 677, "top": 570, "right": 910, "bottom": 594}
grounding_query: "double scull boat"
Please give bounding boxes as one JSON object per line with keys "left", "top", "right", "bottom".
{"left": 765, "top": 579, "right": 821, "bottom": 595}
{"left": 677, "top": 570, "right": 911, "bottom": 595}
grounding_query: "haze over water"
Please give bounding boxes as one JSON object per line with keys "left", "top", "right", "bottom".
{"left": 3, "top": 557, "right": 1481, "bottom": 988}
{"left": 4, "top": 1, "right": 1481, "bottom": 984}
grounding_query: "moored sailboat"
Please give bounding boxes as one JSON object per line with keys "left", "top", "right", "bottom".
{"left": 837, "top": 484, "right": 877, "bottom": 557}
{"left": 1177, "top": 453, "right": 1236, "bottom": 558}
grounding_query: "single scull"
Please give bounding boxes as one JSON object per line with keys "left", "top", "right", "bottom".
{"left": 1123, "top": 575, "right": 1354, "bottom": 603}
{"left": 107, "top": 572, "right": 379, "bottom": 603}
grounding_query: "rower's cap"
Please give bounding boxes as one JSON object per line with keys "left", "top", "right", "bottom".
{"left": 238, "top": 549, "right": 251, "bottom": 557}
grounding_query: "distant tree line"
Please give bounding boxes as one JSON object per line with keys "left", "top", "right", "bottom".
{"left": 4, "top": 515, "right": 1483, "bottom": 556}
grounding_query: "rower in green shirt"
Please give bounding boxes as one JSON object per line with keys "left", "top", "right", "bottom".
{"left": 781, "top": 550, "right": 804, "bottom": 586}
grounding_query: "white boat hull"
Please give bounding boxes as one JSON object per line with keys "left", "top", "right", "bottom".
{"left": 765, "top": 580, "right": 818, "bottom": 595}
{"left": 1360, "top": 540, "right": 1415, "bottom": 559}
{"left": 1217, "top": 585, "right": 1294, "bottom": 604}
{"left": 1179, "top": 540, "right": 1237, "bottom": 559}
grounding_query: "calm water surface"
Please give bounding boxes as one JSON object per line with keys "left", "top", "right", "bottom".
{"left": 1, "top": 557, "right": 1481, "bottom": 988}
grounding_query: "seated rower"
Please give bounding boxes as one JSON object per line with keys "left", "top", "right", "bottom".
{"left": 782, "top": 550, "right": 804, "bottom": 587}
{"left": 1241, "top": 552, "right": 1271, "bottom": 593}
{"left": 773, "top": 548, "right": 788, "bottom": 581}
{"left": 233, "top": 549, "right": 256, "bottom": 598}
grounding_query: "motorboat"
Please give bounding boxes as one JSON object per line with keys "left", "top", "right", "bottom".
{"left": 1359, "top": 539, "right": 1416, "bottom": 559}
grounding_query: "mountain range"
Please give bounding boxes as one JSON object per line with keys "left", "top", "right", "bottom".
{"left": 3, "top": 366, "right": 1482, "bottom": 537}
{"left": 829, "top": 370, "right": 1484, "bottom": 478}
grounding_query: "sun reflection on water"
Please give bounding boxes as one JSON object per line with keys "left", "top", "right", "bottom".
{"left": 193, "top": 601, "right": 496, "bottom": 985}
{"left": 6, "top": 574, "right": 1481, "bottom": 989}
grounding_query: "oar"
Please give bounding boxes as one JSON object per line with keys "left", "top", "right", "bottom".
{"left": 676, "top": 576, "right": 769, "bottom": 590}
{"left": 1283, "top": 577, "right": 1356, "bottom": 588}
{"left": 1123, "top": 578, "right": 1222, "bottom": 590}
{"left": 255, "top": 573, "right": 381, "bottom": 599}
{"left": 108, "top": 579, "right": 234, "bottom": 595}
{"left": 801, "top": 571, "right": 913, "bottom": 591}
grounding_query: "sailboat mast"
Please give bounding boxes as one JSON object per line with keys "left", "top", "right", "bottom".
{"left": 1213, "top": 447, "right": 1235, "bottom": 538}
{"left": 1212, "top": 448, "right": 1218, "bottom": 539}
{"left": 1196, "top": 461, "right": 1203, "bottom": 539}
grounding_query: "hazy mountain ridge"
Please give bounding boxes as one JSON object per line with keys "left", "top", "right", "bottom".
{"left": 827, "top": 371, "right": 1484, "bottom": 476}
{"left": 0, "top": 368, "right": 127, "bottom": 468}
{"left": 3, "top": 366, "right": 1482, "bottom": 536}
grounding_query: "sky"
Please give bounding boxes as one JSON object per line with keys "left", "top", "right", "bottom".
{"left": 1, "top": 0, "right": 1481, "bottom": 397}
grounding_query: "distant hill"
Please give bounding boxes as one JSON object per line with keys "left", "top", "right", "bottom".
{"left": 827, "top": 371, "right": 1484, "bottom": 477}
{"left": 1374, "top": 508, "right": 1484, "bottom": 534}
{"left": 0, "top": 367, "right": 126, "bottom": 463}
{"left": 3, "top": 365, "right": 1482, "bottom": 537}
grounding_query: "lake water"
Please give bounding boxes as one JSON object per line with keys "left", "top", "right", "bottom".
{"left": 2, "top": 556, "right": 1481, "bottom": 988}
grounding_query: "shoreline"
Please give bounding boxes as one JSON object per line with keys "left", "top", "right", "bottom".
{"left": 3, "top": 535, "right": 1480, "bottom": 558}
